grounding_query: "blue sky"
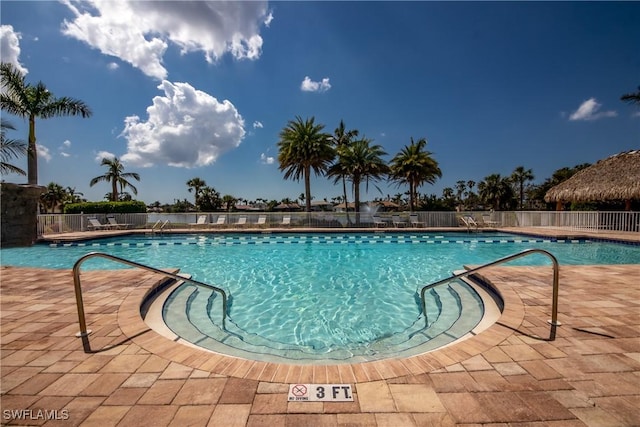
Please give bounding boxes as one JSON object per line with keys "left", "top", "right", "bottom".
{"left": 1, "top": 1, "right": 638, "bottom": 205}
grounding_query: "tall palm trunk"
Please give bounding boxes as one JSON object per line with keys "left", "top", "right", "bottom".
{"left": 353, "top": 177, "right": 361, "bottom": 226}
{"left": 27, "top": 115, "right": 37, "bottom": 185}
{"left": 304, "top": 165, "right": 311, "bottom": 212}
{"left": 342, "top": 177, "right": 350, "bottom": 225}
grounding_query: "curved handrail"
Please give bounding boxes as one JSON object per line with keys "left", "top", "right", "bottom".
{"left": 72, "top": 252, "right": 228, "bottom": 351}
{"left": 418, "top": 248, "right": 560, "bottom": 340}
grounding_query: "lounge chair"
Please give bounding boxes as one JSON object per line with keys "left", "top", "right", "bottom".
{"left": 281, "top": 215, "right": 291, "bottom": 227}
{"left": 189, "top": 215, "right": 209, "bottom": 228}
{"left": 481, "top": 214, "right": 499, "bottom": 227}
{"left": 372, "top": 215, "right": 386, "bottom": 228}
{"left": 459, "top": 215, "right": 479, "bottom": 230}
{"left": 235, "top": 216, "right": 247, "bottom": 227}
{"left": 256, "top": 215, "right": 267, "bottom": 227}
{"left": 87, "top": 218, "right": 114, "bottom": 230}
{"left": 107, "top": 216, "right": 131, "bottom": 229}
{"left": 392, "top": 215, "right": 407, "bottom": 228}
{"left": 409, "top": 214, "right": 424, "bottom": 228}
{"left": 211, "top": 216, "right": 227, "bottom": 227}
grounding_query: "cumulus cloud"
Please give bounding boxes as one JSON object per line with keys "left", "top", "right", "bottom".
{"left": 37, "top": 145, "right": 51, "bottom": 162}
{"left": 0, "top": 25, "right": 28, "bottom": 75}
{"left": 95, "top": 150, "right": 116, "bottom": 163}
{"left": 301, "top": 76, "right": 331, "bottom": 93}
{"left": 121, "top": 80, "right": 245, "bottom": 168}
{"left": 260, "top": 153, "right": 275, "bottom": 165}
{"left": 107, "top": 62, "right": 119, "bottom": 71}
{"left": 61, "top": 0, "right": 272, "bottom": 80}
{"left": 569, "top": 98, "right": 617, "bottom": 121}
{"left": 253, "top": 120, "right": 263, "bottom": 129}
{"left": 58, "top": 140, "right": 72, "bottom": 157}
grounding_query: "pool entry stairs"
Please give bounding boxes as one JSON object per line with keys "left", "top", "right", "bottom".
{"left": 161, "top": 279, "right": 485, "bottom": 364}
{"left": 72, "top": 248, "right": 559, "bottom": 361}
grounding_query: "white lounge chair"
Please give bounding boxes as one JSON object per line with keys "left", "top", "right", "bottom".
{"left": 392, "top": 215, "right": 407, "bottom": 228}
{"left": 211, "top": 216, "right": 226, "bottom": 227}
{"left": 481, "top": 214, "right": 499, "bottom": 227}
{"left": 235, "top": 216, "right": 247, "bottom": 227}
{"left": 281, "top": 215, "right": 291, "bottom": 226}
{"left": 107, "top": 216, "right": 131, "bottom": 229}
{"left": 256, "top": 215, "right": 267, "bottom": 227}
{"left": 409, "top": 214, "right": 424, "bottom": 228}
{"left": 189, "top": 215, "right": 209, "bottom": 228}
{"left": 372, "top": 216, "right": 386, "bottom": 228}
{"left": 459, "top": 215, "right": 479, "bottom": 230}
{"left": 87, "top": 218, "right": 117, "bottom": 230}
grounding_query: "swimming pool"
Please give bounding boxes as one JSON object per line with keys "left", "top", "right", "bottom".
{"left": 3, "top": 232, "right": 638, "bottom": 363}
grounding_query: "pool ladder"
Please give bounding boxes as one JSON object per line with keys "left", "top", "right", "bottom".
{"left": 72, "top": 252, "right": 228, "bottom": 352}
{"left": 417, "top": 248, "right": 561, "bottom": 340}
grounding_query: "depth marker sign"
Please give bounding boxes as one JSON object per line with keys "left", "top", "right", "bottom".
{"left": 288, "top": 384, "right": 353, "bottom": 402}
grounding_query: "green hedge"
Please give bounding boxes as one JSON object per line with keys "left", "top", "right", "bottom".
{"left": 64, "top": 201, "right": 147, "bottom": 214}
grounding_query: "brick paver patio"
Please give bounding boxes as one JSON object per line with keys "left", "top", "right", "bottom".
{"left": 1, "top": 229, "right": 639, "bottom": 426}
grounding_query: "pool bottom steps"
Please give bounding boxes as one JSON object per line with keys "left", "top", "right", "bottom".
{"left": 153, "top": 278, "right": 490, "bottom": 365}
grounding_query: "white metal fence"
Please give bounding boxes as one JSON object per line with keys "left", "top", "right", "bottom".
{"left": 37, "top": 210, "right": 640, "bottom": 236}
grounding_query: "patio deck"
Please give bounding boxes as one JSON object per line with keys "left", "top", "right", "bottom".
{"left": 1, "top": 230, "right": 639, "bottom": 426}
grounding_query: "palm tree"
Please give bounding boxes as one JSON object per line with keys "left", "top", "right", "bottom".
{"left": 330, "top": 120, "right": 359, "bottom": 223}
{"left": 0, "top": 62, "right": 92, "bottom": 185}
{"left": 0, "top": 118, "right": 27, "bottom": 176}
{"left": 64, "top": 186, "right": 84, "bottom": 204}
{"left": 478, "top": 173, "right": 514, "bottom": 211}
{"left": 90, "top": 157, "right": 140, "bottom": 202}
{"left": 40, "top": 182, "right": 66, "bottom": 213}
{"left": 327, "top": 138, "right": 388, "bottom": 220}
{"left": 199, "top": 186, "right": 222, "bottom": 211}
{"left": 186, "top": 177, "right": 207, "bottom": 210}
{"left": 389, "top": 137, "right": 441, "bottom": 212}
{"left": 621, "top": 86, "right": 640, "bottom": 105}
{"left": 510, "top": 166, "right": 535, "bottom": 210}
{"left": 222, "top": 194, "right": 237, "bottom": 212}
{"left": 277, "top": 116, "right": 334, "bottom": 212}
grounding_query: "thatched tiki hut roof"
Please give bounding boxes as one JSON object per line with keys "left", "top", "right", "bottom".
{"left": 545, "top": 150, "right": 640, "bottom": 210}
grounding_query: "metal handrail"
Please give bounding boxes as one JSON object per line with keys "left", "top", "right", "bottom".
{"left": 418, "top": 248, "right": 560, "bottom": 340}
{"left": 72, "top": 252, "right": 228, "bottom": 351}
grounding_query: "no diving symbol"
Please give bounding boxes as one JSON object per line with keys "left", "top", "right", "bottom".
{"left": 292, "top": 384, "right": 307, "bottom": 397}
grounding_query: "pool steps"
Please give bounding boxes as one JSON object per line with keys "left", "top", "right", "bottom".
{"left": 161, "top": 280, "right": 484, "bottom": 363}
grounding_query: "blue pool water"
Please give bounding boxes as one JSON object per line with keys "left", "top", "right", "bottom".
{"left": 1, "top": 232, "right": 638, "bottom": 272}
{"left": 2, "top": 232, "right": 638, "bottom": 362}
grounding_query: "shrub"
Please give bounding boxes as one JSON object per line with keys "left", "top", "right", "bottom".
{"left": 64, "top": 201, "right": 147, "bottom": 214}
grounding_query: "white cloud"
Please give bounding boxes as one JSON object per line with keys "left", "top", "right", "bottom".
{"left": 260, "top": 153, "right": 274, "bottom": 165}
{"left": 631, "top": 111, "right": 640, "bottom": 118}
{"left": 61, "top": 0, "right": 271, "bottom": 80}
{"left": 37, "top": 145, "right": 51, "bottom": 162}
{"left": 301, "top": 76, "right": 331, "bottom": 93}
{"left": 94, "top": 150, "right": 115, "bottom": 163}
{"left": 569, "top": 98, "right": 617, "bottom": 121}
{"left": 121, "top": 80, "right": 245, "bottom": 168}
{"left": 253, "top": 120, "right": 263, "bottom": 129}
{"left": 58, "top": 140, "right": 72, "bottom": 157}
{"left": 0, "top": 25, "right": 28, "bottom": 75}
{"left": 107, "top": 62, "right": 119, "bottom": 71}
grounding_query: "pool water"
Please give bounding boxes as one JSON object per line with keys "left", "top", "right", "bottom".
{"left": 2, "top": 232, "right": 638, "bottom": 362}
